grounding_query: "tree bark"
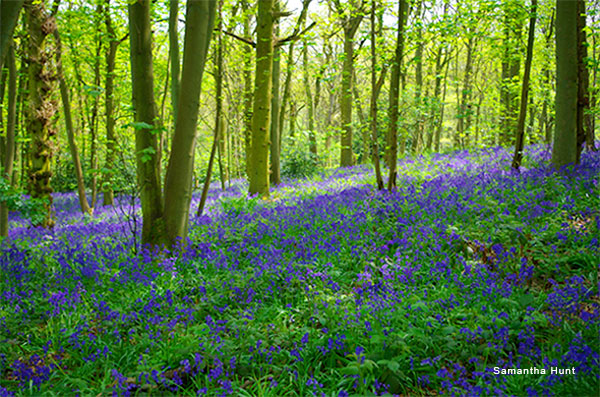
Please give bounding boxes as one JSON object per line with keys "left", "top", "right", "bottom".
{"left": 0, "top": 42, "right": 17, "bottom": 237}
{"left": 270, "top": 2, "right": 282, "bottom": 186}
{"left": 164, "top": 0, "right": 217, "bottom": 246}
{"left": 242, "top": 0, "right": 253, "bottom": 176}
{"left": 102, "top": 1, "right": 119, "bottom": 206}
{"left": 387, "top": 0, "right": 407, "bottom": 190}
{"left": 169, "top": 0, "right": 181, "bottom": 122}
{"left": 303, "top": 34, "right": 317, "bottom": 158}
{"left": 25, "top": 0, "right": 57, "bottom": 228}
{"left": 0, "top": 0, "right": 25, "bottom": 66}
{"left": 512, "top": 0, "right": 536, "bottom": 169}
{"left": 552, "top": 0, "right": 578, "bottom": 168}
{"left": 248, "top": 0, "right": 274, "bottom": 198}
{"left": 576, "top": 0, "right": 595, "bottom": 158}
{"left": 370, "top": 0, "right": 384, "bottom": 190}
{"left": 339, "top": 19, "right": 361, "bottom": 167}
{"left": 128, "top": 0, "right": 164, "bottom": 245}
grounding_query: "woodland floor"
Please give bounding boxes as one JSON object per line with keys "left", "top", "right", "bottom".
{"left": 0, "top": 144, "right": 599, "bottom": 396}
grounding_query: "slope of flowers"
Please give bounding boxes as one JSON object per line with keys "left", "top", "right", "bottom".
{"left": 0, "top": 145, "right": 599, "bottom": 396}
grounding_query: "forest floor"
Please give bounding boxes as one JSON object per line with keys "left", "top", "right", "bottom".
{"left": 0, "top": 144, "right": 599, "bottom": 396}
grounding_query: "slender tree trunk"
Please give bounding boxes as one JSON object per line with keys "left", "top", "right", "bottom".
{"left": 25, "top": 0, "right": 57, "bottom": 228}
{"left": 242, "top": 0, "right": 253, "bottom": 176}
{"left": 340, "top": 18, "right": 362, "bottom": 167}
{"left": 0, "top": 43, "right": 17, "bottom": 237}
{"left": 456, "top": 37, "right": 474, "bottom": 149}
{"left": 387, "top": 0, "right": 407, "bottom": 190}
{"left": 248, "top": 0, "right": 274, "bottom": 198}
{"left": 214, "top": 0, "right": 227, "bottom": 189}
{"left": 370, "top": 0, "right": 384, "bottom": 190}
{"left": 103, "top": 2, "right": 119, "bottom": 206}
{"left": 352, "top": 79, "right": 368, "bottom": 163}
{"left": 53, "top": 27, "right": 92, "bottom": 215}
{"left": 270, "top": 2, "right": 282, "bottom": 185}
{"left": 164, "top": 0, "right": 217, "bottom": 246}
{"left": 435, "top": 53, "right": 451, "bottom": 151}
{"left": 412, "top": 0, "right": 424, "bottom": 154}
{"left": 89, "top": 3, "right": 102, "bottom": 208}
{"left": 303, "top": 34, "right": 317, "bottom": 157}
{"left": 278, "top": 42, "right": 295, "bottom": 153}
{"left": 169, "top": 0, "right": 181, "bottom": 122}
{"left": 128, "top": 0, "right": 164, "bottom": 245}
{"left": 552, "top": 0, "right": 578, "bottom": 167}
{"left": 512, "top": 0, "right": 537, "bottom": 169}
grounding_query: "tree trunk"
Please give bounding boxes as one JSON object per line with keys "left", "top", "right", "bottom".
{"left": 387, "top": 0, "right": 407, "bottom": 190}
{"left": 576, "top": 0, "right": 595, "bottom": 158}
{"left": 457, "top": 36, "right": 474, "bottom": 149}
{"left": 512, "top": 0, "right": 537, "bottom": 169}
{"left": 242, "top": 0, "right": 253, "bottom": 177}
{"left": 214, "top": 0, "right": 227, "bottom": 189}
{"left": 412, "top": 0, "right": 424, "bottom": 154}
{"left": 248, "top": 0, "right": 274, "bottom": 198}
{"left": 303, "top": 35, "right": 317, "bottom": 157}
{"left": 552, "top": 0, "right": 578, "bottom": 168}
{"left": 25, "top": 0, "right": 57, "bottom": 228}
{"left": 270, "top": 3, "right": 282, "bottom": 185}
{"left": 164, "top": 0, "right": 217, "bottom": 246}
{"left": 128, "top": 0, "right": 164, "bottom": 245}
{"left": 89, "top": 3, "right": 102, "bottom": 208}
{"left": 278, "top": 42, "right": 295, "bottom": 155}
{"left": 0, "top": 42, "right": 17, "bottom": 237}
{"left": 169, "top": 0, "right": 181, "bottom": 122}
{"left": 103, "top": 2, "right": 118, "bottom": 206}
{"left": 0, "top": 0, "right": 25, "bottom": 66}
{"left": 340, "top": 20, "right": 361, "bottom": 167}
{"left": 370, "top": 0, "right": 384, "bottom": 190}
{"left": 53, "top": 27, "right": 92, "bottom": 215}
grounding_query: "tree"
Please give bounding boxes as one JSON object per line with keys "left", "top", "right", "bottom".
{"left": 248, "top": 0, "right": 275, "bottom": 198}
{"left": 369, "top": 0, "right": 385, "bottom": 190}
{"left": 0, "top": 42, "right": 17, "bottom": 237}
{"left": 128, "top": 0, "right": 164, "bottom": 245}
{"left": 0, "top": 0, "right": 25, "bottom": 66}
{"left": 163, "top": 0, "right": 217, "bottom": 245}
{"left": 53, "top": 22, "right": 92, "bottom": 215}
{"left": 332, "top": 0, "right": 364, "bottom": 167}
{"left": 387, "top": 0, "right": 408, "bottom": 190}
{"left": 552, "top": 0, "right": 578, "bottom": 168}
{"left": 25, "top": 0, "right": 57, "bottom": 228}
{"left": 512, "top": 0, "right": 537, "bottom": 169}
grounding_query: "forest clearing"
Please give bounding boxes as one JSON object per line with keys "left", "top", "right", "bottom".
{"left": 0, "top": 0, "right": 599, "bottom": 395}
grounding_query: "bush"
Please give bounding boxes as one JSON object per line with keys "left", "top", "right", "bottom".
{"left": 282, "top": 148, "right": 319, "bottom": 179}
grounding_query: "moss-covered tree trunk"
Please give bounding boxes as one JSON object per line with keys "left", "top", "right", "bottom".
{"left": 387, "top": 0, "right": 407, "bottom": 190}
{"left": 26, "top": 0, "right": 57, "bottom": 228}
{"left": 164, "top": 0, "right": 216, "bottom": 246}
{"left": 128, "top": 0, "right": 164, "bottom": 245}
{"left": 340, "top": 21, "right": 360, "bottom": 167}
{"left": 0, "top": 42, "right": 17, "bottom": 237}
{"left": 248, "top": 0, "right": 274, "bottom": 198}
{"left": 552, "top": 0, "right": 578, "bottom": 168}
